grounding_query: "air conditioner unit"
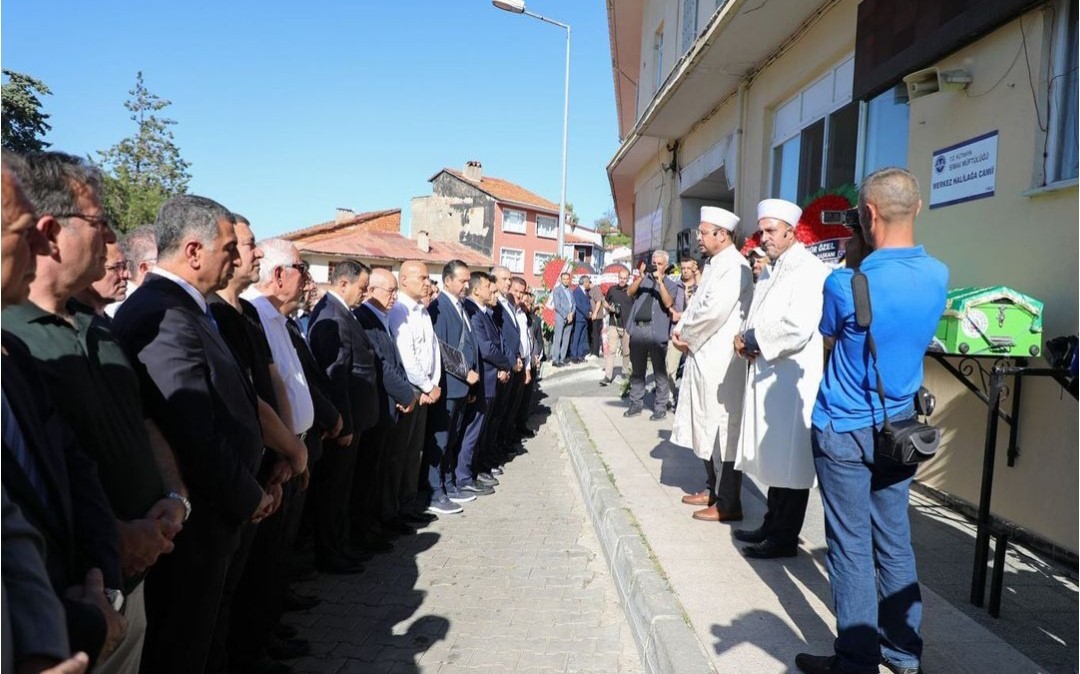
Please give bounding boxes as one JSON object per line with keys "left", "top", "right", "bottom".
{"left": 902, "top": 68, "right": 972, "bottom": 100}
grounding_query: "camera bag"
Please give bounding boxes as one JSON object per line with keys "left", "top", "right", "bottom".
{"left": 851, "top": 272, "right": 942, "bottom": 465}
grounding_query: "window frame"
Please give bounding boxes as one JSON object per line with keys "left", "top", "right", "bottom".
{"left": 654, "top": 24, "right": 665, "bottom": 95}
{"left": 501, "top": 208, "right": 527, "bottom": 234}
{"left": 533, "top": 251, "right": 556, "bottom": 275}
{"left": 1044, "top": 0, "right": 1079, "bottom": 185}
{"left": 500, "top": 246, "right": 525, "bottom": 273}
{"left": 536, "top": 214, "right": 558, "bottom": 239}
{"left": 681, "top": 0, "right": 698, "bottom": 54}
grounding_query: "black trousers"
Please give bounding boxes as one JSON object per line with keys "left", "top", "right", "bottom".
{"left": 140, "top": 511, "right": 242, "bottom": 674}
{"left": 628, "top": 337, "right": 669, "bottom": 413}
{"left": 498, "top": 371, "right": 525, "bottom": 449}
{"left": 761, "top": 486, "right": 810, "bottom": 548}
{"left": 703, "top": 459, "right": 743, "bottom": 514}
{"left": 351, "top": 421, "right": 392, "bottom": 540}
{"left": 588, "top": 318, "right": 602, "bottom": 356}
{"left": 382, "top": 402, "right": 425, "bottom": 522}
{"left": 311, "top": 435, "right": 359, "bottom": 562}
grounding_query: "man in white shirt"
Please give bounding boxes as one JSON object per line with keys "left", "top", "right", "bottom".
{"left": 387, "top": 260, "right": 443, "bottom": 518}
{"left": 509, "top": 276, "right": 537, "bottom": 439}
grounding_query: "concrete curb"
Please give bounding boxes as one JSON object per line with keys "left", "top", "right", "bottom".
{"left": 556, "top": 400, "right": 716, "bottom": 674}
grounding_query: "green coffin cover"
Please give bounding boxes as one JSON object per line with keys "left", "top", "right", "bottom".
{"left": 942, "top": 286, "right": 1044, "bottom": 333}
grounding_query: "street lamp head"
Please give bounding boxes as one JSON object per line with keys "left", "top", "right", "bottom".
{"left": 492, "top": 0, "right": 526, "bottom": 13}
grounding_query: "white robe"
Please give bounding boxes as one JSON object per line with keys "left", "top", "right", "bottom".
{"left": 670, "top": 245, "right": 754, "bottom": 462}
{"left": 735, "top": 243, "right": 828, "bottom": 489}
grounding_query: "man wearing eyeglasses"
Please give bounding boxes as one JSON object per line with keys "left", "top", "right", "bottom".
{"left": 72, "top": 241, "right": 131, "bottom": 320}
{"left": 3, "top": 152, "right": 190, "bottom": 674}
{"left": 106, "top": 225, "right": 157, "bottom": 319}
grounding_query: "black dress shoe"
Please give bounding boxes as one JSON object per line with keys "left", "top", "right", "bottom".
{"left": 282, "top": 589, "right": 321, "bottom": 611}
{"left": 623, "top": 406, "right": 643, "bottom": 417}
{"left": 516, "top": 427, "right": 536, "bottom": 438}
{"left": 741, "top": 540, "right": 798, "bottom": 559}
{"left": 733, "top": 527, "right": 768, "bottom": 544}
{"left": 315, "top": 556, "right": 365, "bottom": 575}
{"left": 649, "top": 410, "right": 667, "bottom": 421}
{"left": 794, "top": 653, "right": 840, "bottom": 674}
{"left": 267, "top": 635, "right": 311, "bottom": 659}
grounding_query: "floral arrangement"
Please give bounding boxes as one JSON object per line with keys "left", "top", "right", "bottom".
{"left": 740, "top": 185, "right": 857, "bottom": 257}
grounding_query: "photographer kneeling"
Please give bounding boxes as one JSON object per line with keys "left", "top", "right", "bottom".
{"left": 796, "top": 168, "right": 948, "bottom": 674}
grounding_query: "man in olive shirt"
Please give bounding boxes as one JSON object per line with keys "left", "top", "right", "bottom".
{"left": 2, "top": 152, "right": 188, "bottom": 674}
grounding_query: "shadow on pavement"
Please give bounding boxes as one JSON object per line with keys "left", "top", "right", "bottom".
{"left": 287, "top": 531, "right": 449, "bottom": 672}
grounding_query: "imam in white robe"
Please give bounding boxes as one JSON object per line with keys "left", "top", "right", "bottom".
{"left": 735, "top": 243, "right": 828, "bottom": 489}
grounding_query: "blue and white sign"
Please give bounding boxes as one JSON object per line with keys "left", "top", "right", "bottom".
{"left": 929, "top": 131, "right": 998, "bottom": 209}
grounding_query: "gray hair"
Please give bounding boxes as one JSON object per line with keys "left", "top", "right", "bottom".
{"left": 119, "top": 224, "right": 158, "bottom": 264}
{"left": 256, "top": 238, "right": 299, "bottom": 284}
{"left": 859, "top": 167, "right": 921, "bottom": 223}
{"left": 20, "top": 152, "right": 104, "bottom": 219}
{"left": 155, "top": 195, "right": 234, "bottom": 259}
{"left": 652, "top": 249, "right": 670, "bottom": 264}
{"left": 579, "top": 275, "right": 590, "bottom": 284}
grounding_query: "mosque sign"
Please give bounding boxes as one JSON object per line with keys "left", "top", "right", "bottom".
{"left": 929, "top": 131, "right": 998, "bottom": 209}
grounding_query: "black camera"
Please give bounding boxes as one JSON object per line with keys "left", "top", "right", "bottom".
{"left": 821, "top": 208, "right": 861, "bottom": 230}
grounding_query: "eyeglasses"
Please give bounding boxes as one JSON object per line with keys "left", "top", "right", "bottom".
{"left": 370, "top": 286, "right": 398, "bottom": 295}
{"left": 104, "top": 261, "right": 130, "bottom": 274}
{"left": 287, "top": 262, "right": 310, "bottom": 276}
{"left": 52, "top": 212, "right": 113, "bottom": 231}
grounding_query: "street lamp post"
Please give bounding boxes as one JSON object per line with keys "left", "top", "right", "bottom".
{"left": 492, "top": 0, "right": 570, "bottom": 261}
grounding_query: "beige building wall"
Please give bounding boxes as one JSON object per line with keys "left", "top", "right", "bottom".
{"left": 905, "top": 9, "right": 1078, "bottom": 552}
{"left": 638, "top": 0, "right": 681, "bottom": 120}
{"left": 626, "top": 0, "right": 1078, "bottom": 551}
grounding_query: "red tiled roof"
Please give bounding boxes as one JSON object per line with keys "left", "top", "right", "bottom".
{"left": 295, "top": 230, "right": 490, "bottom": 267}
{"left": 435, "top": 169, "right": 560, "bottom": 214}
{"left": 565, "top": 233, "right": 600, "bottom": 245}
{"left": 279, "top": 209, "right": 401, "bottom": 242}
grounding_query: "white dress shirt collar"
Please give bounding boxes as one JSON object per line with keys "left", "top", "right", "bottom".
{"left": 151, "top": 266, "right": 207, "bottom": 312}
{"left": 327, "top": 290, "right": 352, "bottom": 313}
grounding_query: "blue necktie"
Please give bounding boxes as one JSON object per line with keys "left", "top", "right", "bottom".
{"left": 1, "top": 390, "right": 50, "bottom": 509}
{"left": 204, "top": 306, "right": 220, "bottom": 332}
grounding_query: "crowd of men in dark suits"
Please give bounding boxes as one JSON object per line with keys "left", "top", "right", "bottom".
{"left": 0, "top": 150, "right": 545, "bottom": 674}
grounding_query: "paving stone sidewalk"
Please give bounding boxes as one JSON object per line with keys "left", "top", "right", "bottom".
{"left": 284, "top": 415, "right": 643, "bottom": 674}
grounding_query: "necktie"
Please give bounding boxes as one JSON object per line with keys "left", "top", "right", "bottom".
{"left": 1, "top": 390, "right": 50, "bottom": 509}
{"left": 204, "top": 306, "right": 220, "bottom": 332}
{"left": 457, "top": 301, "right": 472, "bottom": 332}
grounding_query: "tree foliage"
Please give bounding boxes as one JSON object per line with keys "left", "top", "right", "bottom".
{"left": 2, "top": 70, "right": 52, "bottom": 154}
{"left": 97, "top": 72, "right": 191, "bottom": 233}
{"left": 595, "top": 208, "right": 630, "bottom": 247}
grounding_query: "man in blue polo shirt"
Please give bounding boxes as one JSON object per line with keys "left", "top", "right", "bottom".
{"left": 796, "top": 168, "right": 948, "bottom": 674}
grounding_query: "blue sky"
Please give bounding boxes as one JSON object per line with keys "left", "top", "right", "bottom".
{"left": 2, "top": 1, "right": 619, "bottom": 237}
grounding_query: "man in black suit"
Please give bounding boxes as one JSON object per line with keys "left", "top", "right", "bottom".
{"left": 112, "top": 195, "right": 272, "bottom": 674}
{"left": 490, "top": 268, "right": 528, "bottom": 465}
{"left": 460, "top": 272, "right": 511, "bottom": 490}
{"left": 306, "top": 260, "right": 378, "bottom": 571}
{"left": 424, "top": 260, "right": 481, "bottom": 515}
{"left": 0, "top": 155, "right": 126, "bottom": 668}
{"left": 354, "top": 269, "right": 419, "bottom": 537}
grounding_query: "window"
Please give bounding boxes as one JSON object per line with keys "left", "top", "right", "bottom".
{"left": 771, "top": 57, "right": 859, "bottom": 203}
{"left": 1047, "top": 0, "right": 1078, "bottom": 183}
{"left": 681, "top": 0, "right": 698, "bottom": 54}
{"left": 653, "top": 25, "right": 665, "bottom": 94}
{"left": 502, "top": 209, "right": 526, "bottom": 234}
{"left": 500, "top": 247, "right": 524, "bottom": 273}
{"left": 536, "top": 214, "right": 558, "bottom": 239}
{"left": 859, "top": 85, "right": 910, "bottom": 179}
{"left": 533, "top": 252, "right": 556, "bottom": 275}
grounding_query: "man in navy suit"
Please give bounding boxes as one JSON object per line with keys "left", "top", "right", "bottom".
{"left": 458, "top": 272, "right": 511, "bottom": 492}
{"left": 306, "top": 260, "right": 378, "bottom": 570}
{"left": 112, "top": 195, "right": 272, "bottom": 674}
{"left": 570, "top": 275, "right": 592, "bottom": 362}
{"left": 424, "top": 260, "right": 481, "bottom": 515}
{"left": 551, "top": 272, "right": 573, "bottom": 365}
{"left": 353, "top": 269, "right": 419, "bottom": 537}
{"left": 490, "top": 267, "right": 527, "bottom": 467}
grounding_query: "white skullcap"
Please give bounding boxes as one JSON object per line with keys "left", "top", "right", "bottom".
{"left": 757, "top": 198, "right": 802, "bottom": 227}
{"left": 700, "top": 206, "right": 739, "bottom": 232}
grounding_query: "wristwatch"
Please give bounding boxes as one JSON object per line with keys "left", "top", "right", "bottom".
{"left": 105, "top": 588, "right": 125, "bottom": 612}
{"left": 166, "top": 491, "right": 192, "bottom": 522}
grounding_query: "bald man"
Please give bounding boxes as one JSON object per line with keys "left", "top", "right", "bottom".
{"left": 387, "top": 261, "right": 443, "bottom": 519}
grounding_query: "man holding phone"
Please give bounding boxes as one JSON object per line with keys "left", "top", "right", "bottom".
{"left": 624, "top": 250, "right": 678, "bottom": 420}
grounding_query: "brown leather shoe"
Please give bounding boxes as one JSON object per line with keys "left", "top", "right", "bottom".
{"left": 692, "top": 505, "right": 719, "bottom": 521}
{"left": 681, "top": 490, "right": 712, "bottom": 506}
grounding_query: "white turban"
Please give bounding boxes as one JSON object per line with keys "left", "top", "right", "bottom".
{"left": 700, "top": 206, "right": 739, "bottom": 232}
{"left": 757, "top": 198, "right": 802, "bottom": 227}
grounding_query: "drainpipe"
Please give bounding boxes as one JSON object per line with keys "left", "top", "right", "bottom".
{"left": 733, "top": 78, "right": 750, "bottom": 240}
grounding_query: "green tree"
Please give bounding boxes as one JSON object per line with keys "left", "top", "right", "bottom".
{"left": 97, "top": 72, "right": 191, "bottom": 232}
{"left": 2, "top": 70, "right": 52, "bottom": 154}
{"left": 595, "top": 208, "right": 630, "bottom": 247}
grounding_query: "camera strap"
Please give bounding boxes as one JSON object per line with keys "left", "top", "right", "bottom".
{"left": 850, "top": 271, "right": 893, "bottom": 432}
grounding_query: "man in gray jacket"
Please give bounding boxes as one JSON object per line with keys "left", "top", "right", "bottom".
{"left": 551, "top": 273, "right": 573, "bottom": 366}
{"left": 626, "top": 251, "right": 678, "bottom": 420}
